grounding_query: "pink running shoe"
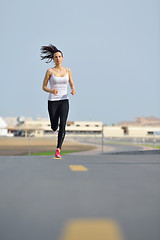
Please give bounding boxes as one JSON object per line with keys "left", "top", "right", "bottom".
{"left": 55, "top": 149, "right": 62, "bottom": 158}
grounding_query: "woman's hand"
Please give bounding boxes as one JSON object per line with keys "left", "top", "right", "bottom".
{"left": 71, "top": 88, "right": 76, "bottom": 95}
{"left": 52, "top": 89, "right": 58, "bottom": 95}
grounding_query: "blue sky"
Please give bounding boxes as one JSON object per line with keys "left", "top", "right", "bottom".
{"left": 0, "top": 0, "right": 160, "bottom": 125}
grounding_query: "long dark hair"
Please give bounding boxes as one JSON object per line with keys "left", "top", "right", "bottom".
{"left": 40, "top": 44, "right": 63, "bottom": 63}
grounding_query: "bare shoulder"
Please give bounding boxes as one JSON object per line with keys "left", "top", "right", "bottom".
{"left": 46, "top": 68, "right": 53, "bottom": 77}
{"left": 66, "top": 67, "right": 72, "bottom": 73}
{"left": 47, "top": 68, "right": 53, "bottom": 74}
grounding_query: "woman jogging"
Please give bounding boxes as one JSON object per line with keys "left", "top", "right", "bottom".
{"left": 40, "top": 44, "right": 76, "bottom": 158}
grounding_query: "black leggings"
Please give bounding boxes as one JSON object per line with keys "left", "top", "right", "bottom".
{"left": 48, "top": 99, "right": 69, "bottom": 149}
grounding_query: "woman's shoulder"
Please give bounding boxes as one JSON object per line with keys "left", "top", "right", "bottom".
{"left": 47, "top": 68, "right": 54, "bottom": 75}
{"left": 47, "top": 68, "right": 53, "bottom": 73}
{"left": 66, "top": 67, "right": 71, "bottom": 73}
{"left": 46, "top": 68, "right": 53, "bottom": 79}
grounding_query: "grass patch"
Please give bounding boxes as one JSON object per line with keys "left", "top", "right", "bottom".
{"left": 30, "top": 150, "right": 79, "bottom": 156}
{"left": 141, "top": 145, "right": 160, "bottom": 149}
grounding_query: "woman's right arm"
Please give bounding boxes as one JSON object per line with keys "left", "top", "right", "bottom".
{"left": 42, "top": 69, "right": 58, "bottom": 94}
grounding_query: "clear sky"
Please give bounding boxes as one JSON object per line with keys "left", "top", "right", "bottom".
{"left": 0, "top": 0, "right": 160, "bottom": 125}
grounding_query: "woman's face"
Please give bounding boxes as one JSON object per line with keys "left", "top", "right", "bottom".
{"left": 53, "top": 52, "right": 63, "bottom": 64}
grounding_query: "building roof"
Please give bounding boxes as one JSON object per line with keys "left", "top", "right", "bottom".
{"left": 118, "top": 116, "right": 160, "bottom": 127}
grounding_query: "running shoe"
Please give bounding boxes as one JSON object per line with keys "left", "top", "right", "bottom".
{"left": 55, "top": 149, "right": 62, "bottom": 158}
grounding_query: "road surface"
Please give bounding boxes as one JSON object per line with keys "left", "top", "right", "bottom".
{"left": 0, "top": 153, "right": 160, "bottom": 240}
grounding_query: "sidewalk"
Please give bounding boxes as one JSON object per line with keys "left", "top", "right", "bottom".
{"left": 67, "top": 142, "right": 115, "bottom": 155}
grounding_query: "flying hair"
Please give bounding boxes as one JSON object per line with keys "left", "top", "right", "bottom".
{"left": 40, "top": 44, "right": 63, "bottom": 63}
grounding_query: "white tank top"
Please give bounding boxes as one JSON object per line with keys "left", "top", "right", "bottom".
{"left": 48, "top": 68, "right": 69, "bottom": 101}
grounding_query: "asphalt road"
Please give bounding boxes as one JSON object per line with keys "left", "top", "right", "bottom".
{"left": 104, "top": 143, "right": 147, "bottom": 152}
{"left": 0, "top": 153, "right": 160, "bottom": 240}
{"left": 103, "top": 143, "right": 160, "bottom": 154}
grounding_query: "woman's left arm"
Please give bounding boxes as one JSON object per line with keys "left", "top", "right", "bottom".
{"left": 68, "top": 68, "right": 76, "bottom": 95}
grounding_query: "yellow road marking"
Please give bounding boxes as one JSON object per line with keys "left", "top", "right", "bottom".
{"left": 69, "top": 165, "right": 88, "bottom": 171}
{"left": 60, "top": 218, "right": 124, "bottom": 240}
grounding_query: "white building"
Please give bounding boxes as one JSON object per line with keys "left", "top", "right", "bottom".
{"left": 103, "top": 126, "right": 160, "bottom": 138}
{"left": 2, "top": 116, "right": 160, "bottom": 139}
{"left": 0, "top": 117, "right": 8, "bottom": 136}
{"left": 19, "top": 120, "right": 103, "bottom": 137}
{"left": 66, "top": 121, "right": 103, "bottom": 135}
{"left": 4, "top": 117, "right": 103, "bottom": 137}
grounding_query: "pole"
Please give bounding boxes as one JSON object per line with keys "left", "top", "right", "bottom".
{"left": 102, "top": 124, "right": 104, "bottom": 154}
{"left": 28, "top": 133, "right": 31, "bottom": 156}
